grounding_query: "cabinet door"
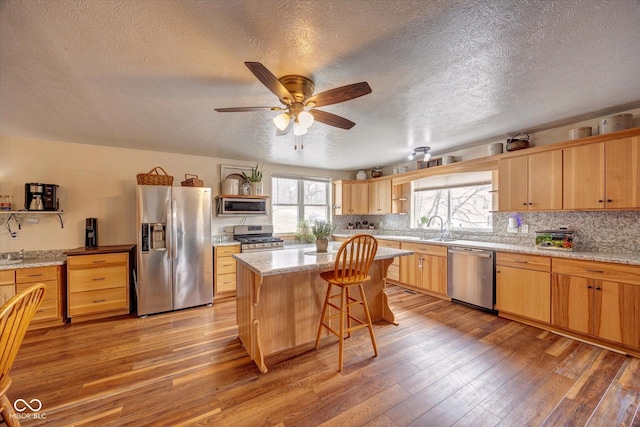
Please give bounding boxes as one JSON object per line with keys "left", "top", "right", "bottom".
{"left": 563, "top": 142, "right": 605, "bottom": 209}
{"left": 528, "top": 150, "right": 563, "bottom": 210}
{"left": 552, "top": 274, "right": 592, "bottom": 335}
{"left": 399, "top": 253, "right": 414, "bottom": 286}
{"left": 605, "top": 136, "right": 640, "bottom": 209}
{"left": 368, "top": 180, "right": 392, "bottom": 214}
{"left": 422, "top": 255, "right": 447, "bottom": 296}
{"left": 498, "top": 156, "right": 528, "bottom": 211}
{"left": 594, "top": 280, "right": 640, "bottom": 349}
{"left": 333, "top": 181, "right": 344, "bottom": 215}
{"left": 350, "top": 182, "right": 369, "bottom": 214}
{"left": 496, "top": 266, "right": 550, "bottom": 323}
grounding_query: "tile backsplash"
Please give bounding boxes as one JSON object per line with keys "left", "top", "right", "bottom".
{"left": 333, "top": 210, "right": 640, "bottom": 254}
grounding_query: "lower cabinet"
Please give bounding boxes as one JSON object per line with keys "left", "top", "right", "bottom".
{"left": 0, "top": 265, "right": 65, "bottom": 329}
{"left": 378, "top": 240, "right": 401, "bottom": 283}
{"left": 399, "top": 242, "right": 448, "bottom": 297}
{"left": 496, "top": 252, "right": 551, "bottom": 323}
{"left": 214, "top": 244, "right": 240, "bottom": 297}
{"left": 67, "top": 252, "right": 130, "bottom": 322}
{"left": 552, "top": 258, "right": 640, "bottom": 352}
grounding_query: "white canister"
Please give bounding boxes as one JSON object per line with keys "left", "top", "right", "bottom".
{"left": 488, "top": 143, "right": 503, "bottom": 156}
{"left": 442, "top": 155, "right": 455, "bottom": 165}
{"left": 600, "top": 114, "right": 633, "bottom": 134}
{"left": 356, "top": 170, "right": 367, "bottom": 180}
{"left": 221, "top": 178, "right": 238, "bottom": 195}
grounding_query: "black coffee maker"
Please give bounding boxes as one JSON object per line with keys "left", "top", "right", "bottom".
{"left": 85, "top": 218, "right": 98, "bottom": 249}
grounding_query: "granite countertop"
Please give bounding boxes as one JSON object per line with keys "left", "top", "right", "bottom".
{"left": 337, "top": 234, "right": 640, "bottom": 266}
{"left": 0, "top": 256, "right": 67, "bottom": 270}
{"left": 233, "top": 243, "right": 412, "bottom": 277}
{"left": 212, "top": 240, "right": 240, "bottom": 247}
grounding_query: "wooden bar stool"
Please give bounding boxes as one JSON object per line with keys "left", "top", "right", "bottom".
{"left": 315, "top": 234, "right": 378, "bottom": 371}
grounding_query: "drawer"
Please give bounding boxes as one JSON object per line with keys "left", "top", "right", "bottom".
{"left": 16, "top": 266, "right": 58, "bottom": 283}
{"left": 552, "top": 258, "right": 640, "bottom": 286}
{"left": 69, "top": 266, "right": 127, "bottom": 292}
{"left": 216, "top": 273, "right": 236, "bottom": 293}
{"left": 0, "top": 270, "right": 15, "bottom": 286}
{"left": 17, "top": 279, "right": 58, "bottom": 304}
{"left": 0, "top": 285, "right": 16, "bottom": 306}
{"left": 68, "top": 252, "right": 127, "bottom": 269}
{"left": 215, "top": 245, "right": 240, "bottom": 257}
{"left": 378, "top": 240, "right": 401, "bottom": 249}
{"left": 31, "top": 303, "right": 60, "bottom": 322}
{"left": 496, "top": 252, "right": 551, "bottom": 272}
{"left": 69, "top": 287, "right": 128, "bottom": 316}
{"left": 216, "top": 258, "right": 237, "bottom": 275}
{"left": 401, "top": 242, "right": 447, "bottom": 257}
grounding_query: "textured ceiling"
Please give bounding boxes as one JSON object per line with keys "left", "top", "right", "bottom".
{"left": 1, "top": 0, "right": 639, "bottom": 170}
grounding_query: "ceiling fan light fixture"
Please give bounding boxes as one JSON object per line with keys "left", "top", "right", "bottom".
{"left": 273, "top": 113, "right": 291, "bottom": 131}
{"left": 297, "top": 110, "right": 314, "bottom": 128}
{"left": 293, "top": 121, "right": 308, "bottom": 136}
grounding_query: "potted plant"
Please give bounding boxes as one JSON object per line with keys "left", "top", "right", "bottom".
{"left": 419, "top": 216, "right": 429, "bottom": 229}
{"left": 242, "top": 162, "right": 264, "bottom": 195}
{"left": 311, "top": 220, "right": 337, "bottom": 253}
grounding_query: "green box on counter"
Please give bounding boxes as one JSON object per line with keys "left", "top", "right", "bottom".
{"left": 535, "top": 229, "right": 575, "bottom": 251}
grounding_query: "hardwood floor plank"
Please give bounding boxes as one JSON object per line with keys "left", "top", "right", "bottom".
{"left": 451, "top": 405, "right": 501, "bottom": 427}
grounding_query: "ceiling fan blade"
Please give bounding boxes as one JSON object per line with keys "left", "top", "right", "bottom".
{"left": 305, "top": 82, "right": 371, "bottom": 108}
{"left": 214, "top": 106, "right": 278, "bottom": 112}
{"left": 245, "top": 62, "right": 293, "bottom": 104}
{"left": 309, "top": 109, "right": 356, "bottom": 130}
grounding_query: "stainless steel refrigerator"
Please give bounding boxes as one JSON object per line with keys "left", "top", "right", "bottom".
{"left": 136, "top": 185, "right": 213, "bottom": 316}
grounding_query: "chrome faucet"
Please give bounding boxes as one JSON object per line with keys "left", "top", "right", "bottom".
{"left": 427, "top": 215, "right": 446, "bottom": 240}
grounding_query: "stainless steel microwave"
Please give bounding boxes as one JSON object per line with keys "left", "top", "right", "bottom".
{"left": 216, "top": 197, "right": 267, "bottom": 216}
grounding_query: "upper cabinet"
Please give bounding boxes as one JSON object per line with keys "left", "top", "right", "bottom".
{"left": 368, "top": 179, "right": 392, "bottom": 214}
{"left": 499, "top": 150, "right": 563, "bottom": 211}
{"left": 564, "top": 135, "right": 640, "bottom": 209}
{"left": 333, "top": 180, "right": 369, "bottom": 215}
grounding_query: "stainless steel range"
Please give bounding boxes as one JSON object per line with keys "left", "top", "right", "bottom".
{"left": 233, "top": 224, "right": 284, "bottom": 252}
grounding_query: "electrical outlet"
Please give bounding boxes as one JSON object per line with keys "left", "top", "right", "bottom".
{"left": 507, "top": 227, "right": 518, "bottom": 233}
{"left": 521, "top": 224, "right": 529, "bottom": 233}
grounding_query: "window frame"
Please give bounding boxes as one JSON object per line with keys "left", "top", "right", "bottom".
{"left": 271, "top": 174, "right": 331, "bottom": 235}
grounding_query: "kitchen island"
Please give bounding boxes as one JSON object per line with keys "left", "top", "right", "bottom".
{"left": 233, "top": 243, "right": 412, "bottom": 373}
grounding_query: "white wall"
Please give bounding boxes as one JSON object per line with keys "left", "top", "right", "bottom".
{"left": 0, "top": 136, "right": 350, "bottom": 252}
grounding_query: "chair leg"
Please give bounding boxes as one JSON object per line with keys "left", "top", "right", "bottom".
{"left": 338, "top": 286, "right": 347, "bottom": 372}
{"left": 315, "top": 283, "right": 333, "bottom": 349}
{"left": 1, "top": 393, "right": 20, "bottom": 427}
{"left": 345, "top": 286, "right": 352, "bottom": 339}
{"left": 358, "top": 283, "right": 378, "bottom": 357}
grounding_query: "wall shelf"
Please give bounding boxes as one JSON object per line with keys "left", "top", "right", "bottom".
{"left": 0, "top": 210, "right": 65, "bottom": 228}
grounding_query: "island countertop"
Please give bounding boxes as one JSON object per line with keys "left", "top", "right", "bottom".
{"left": 233, "top": 243, "right": 413, "bottom": 277}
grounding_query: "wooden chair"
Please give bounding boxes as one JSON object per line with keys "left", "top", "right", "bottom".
{"left": 315, "top": 234, "right": 378, "bottom": 371}
{"left": 0, "top": 283, "right": 46, "bottom": 427}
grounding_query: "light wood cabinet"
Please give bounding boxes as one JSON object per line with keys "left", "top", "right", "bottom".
{"left": 0, "top": 266, "right": 65, "bottom": 329}
{"left": 552, "top": 258, "right": 640, "bottom": 351}
{"left": 499, "top": 150, "right": 563, "bottom": 211}
{"left": 333, "top": 180, "right": 369, "bottom": 215}
{"left": 496, "top": 252, "right": 551, "bottom": 323}
{"left": 67, "top": 251, "right": 130, "bottom": 322}
{"left": 368, "top": 179, "right": 392, "bottom": 214}
{"left": 563, "top": 136, "right": 640, "bottom": 209}
{"left": 378, "top": 240, "right": 400, "bottom": 283}
{"left": 214, "top": 244, "right": 240, "bottom": 297}
{"left": 399, "top": 242, "right": 448, "bottom": 297}
{"left": 391, "top": 183, "right": 410, "bottom": 214}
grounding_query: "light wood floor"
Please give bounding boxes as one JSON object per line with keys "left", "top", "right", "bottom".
{"left": 9, "top": 286, "right": 640, "bottom": 426}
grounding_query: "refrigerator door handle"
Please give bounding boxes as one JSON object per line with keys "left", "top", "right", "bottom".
{"left": 171, "top": 199, "right": 178, "bottom": 259}
{"left": 166, "top": 198, "right": 172, "bottom": 259}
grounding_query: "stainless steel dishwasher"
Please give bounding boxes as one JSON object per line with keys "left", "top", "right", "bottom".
{"left": 447, "top": 246, "right": 496, "bottom": 312}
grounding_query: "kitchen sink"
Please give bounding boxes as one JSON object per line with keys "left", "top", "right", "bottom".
{"left": 423, "top": 238, "right": 457, "bottom": 242}
{"left": 0, "top": 259, "right": 23, "bottom": 266}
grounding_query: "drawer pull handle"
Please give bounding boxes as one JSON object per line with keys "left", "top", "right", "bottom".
{"left": 36, "top": 309, "right": 44, "bottom": 313}
{"left": 28, "top": 274, "right": 44, "bottom": 277}
{"left": 223, "top": 281, "right": 233, "bottom": 284}
{"left": 595, "top": 287, "right": 602, "bottom": 291}
{"left": 92, "top": 277, "right": 106, "bottom": 281}
{"left": 92, "top": 299, "right": 106, "bottom": 303}
{"left": 92, "top": 260, "right": 107, "bottom": 264}
{"left": 514, "top": 260, "right": 528, "bottom": 264}
{"left": 587, "top": 285, "right": 593, "bottom": 289}
{"left": 586, "top": 269, "right": 604, "bottom": 273}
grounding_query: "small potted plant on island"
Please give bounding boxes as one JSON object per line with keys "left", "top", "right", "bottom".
{"left": 312, "top": 220, "right": 337, "bottom": 253}
{"left": 242, "top": 162, "right": 263, "bottom": 195}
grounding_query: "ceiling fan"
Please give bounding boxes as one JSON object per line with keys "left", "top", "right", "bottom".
{"left": 215, "top": 62, "right": 372, "bottom": 136}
